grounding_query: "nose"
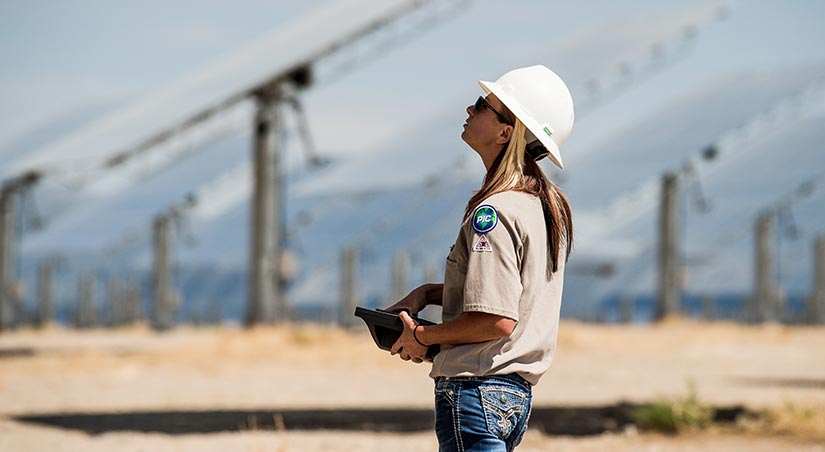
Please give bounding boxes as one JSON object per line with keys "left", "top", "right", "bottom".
{"left": 466, "top": 104, "right": 474, "bottom": 116}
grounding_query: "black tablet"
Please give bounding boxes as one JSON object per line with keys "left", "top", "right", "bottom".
{"left": 354, "top": 307, "right": 440, "bottom": 359}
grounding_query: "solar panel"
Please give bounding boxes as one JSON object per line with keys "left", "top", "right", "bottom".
{"left": 1, "top": 0, "right": 421, "bottom": 181}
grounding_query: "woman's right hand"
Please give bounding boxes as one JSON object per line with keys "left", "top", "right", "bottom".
{"left": 385, "top": 284, "right": 433, "bottom": 316}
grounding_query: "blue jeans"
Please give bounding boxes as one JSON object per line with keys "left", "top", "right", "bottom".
{"left": 434, "top": 374, "right": 532, "bottom": 452}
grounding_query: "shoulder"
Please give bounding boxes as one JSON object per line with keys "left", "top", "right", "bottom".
{"left": 475, "top": 191, "right": 541, "bottom": 220}
{"left": 468, "top": 191, "right": 541, "bottom": 235}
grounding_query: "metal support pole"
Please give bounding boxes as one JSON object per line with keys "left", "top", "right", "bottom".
{"left": 107, "top": 279, "right": 124, "bottom": 327}
{"left": 339, "top": 246, "right": 358, "bottom": 328}
{"left": 246, "top": 85, "right": 284, "bottom": 326}
{"left": 36, "top": 261, "right": 54, "bottom": 328}
{"left": 655, "top": 172, "right": 681, "bottom": 321}
{"left": 152, "top": 215, "right": 175, "bottom": 330}
{"left": 0, "top": 190, "right": 17, "bottom": 331}
{"left": 275, "top": 252, "right": 290, "bottom": 322}
{"left": 126, "top": 284, "right": 142, "bottom": 324}
{"left": 76, "top": 274, "right": 96, "bottom": 328}
{"left": 392, "top": 254, "right": 408, "bottom": 303}
{"left": 807, "top": 234, "right": 825, "bottom": 324}
{"left": 424, "top": 261, "right": 441, "bottom": 284}
{"left": 619, "top": 293, "right": 634, "bottom": 323}
{"left": 753, "top": 211, "right": 777, "bottom": 323}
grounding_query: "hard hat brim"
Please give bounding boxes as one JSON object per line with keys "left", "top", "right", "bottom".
{"left": 478, "top": 80, "right": 565, "bottom": 170}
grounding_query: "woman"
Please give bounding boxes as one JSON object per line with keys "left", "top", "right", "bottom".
{"left": 388, "top": 65, "right": 575, "bottom": 451}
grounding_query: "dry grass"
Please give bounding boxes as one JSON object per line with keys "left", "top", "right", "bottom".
{"left": 736, "top": 400, "right": 825, "bottom": 443}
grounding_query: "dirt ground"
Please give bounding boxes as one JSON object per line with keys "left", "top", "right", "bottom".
{"left": 1, "top": 319, "right": 824, "bottom": 451}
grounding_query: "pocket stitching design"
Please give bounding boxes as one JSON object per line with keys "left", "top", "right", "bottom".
{"left": 478, "top": 386, "right": 526, "bottom": 439}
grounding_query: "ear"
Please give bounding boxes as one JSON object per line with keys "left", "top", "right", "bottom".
{"left": 496, "top": 124, "right": 513, "bottom": 145}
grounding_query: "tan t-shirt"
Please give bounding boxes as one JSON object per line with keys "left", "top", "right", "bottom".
{"left": 429, "top": 190, "right": 565, "bottom": 386}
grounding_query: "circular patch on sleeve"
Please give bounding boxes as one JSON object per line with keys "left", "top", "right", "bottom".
{"left": 472, "top": 204, "right": 498, "bottom": 234}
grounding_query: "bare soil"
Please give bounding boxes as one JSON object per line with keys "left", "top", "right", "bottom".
{"left": 1, "top": 319, "right": 823, "bottom": 451}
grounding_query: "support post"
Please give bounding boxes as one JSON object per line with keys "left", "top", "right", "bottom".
{"left": 752, "top": 211, "right": 778, "bottom": 323}
{"left": 655, "top": 172, "right": 681, "bottom": 321}
{"left": 152, "top": 215, "right": 175, "bottom": 330}
{"left": 246, "top": 85, "right": 284, "bottom": 326}
{"left": 76, "top": 274, "right": 96, "bottom": 328}
{"left": 807, "top": 234, "right": 825, "bottom": 324}
{"left": 424, "top": 261, "right": 441, "bottom": 284}
{"left": 107, "top": 279, "right": 117, "bottom": 327}
{"left": 0, "top": 190, "right": 16, "bottom": 331}
{"left": 391, "top": 254, "right": 408, "bottom": 303}
{"left": 619, "top": 293, "right": 634, "bottom": 323}
{"left": 339, "top": 246, "right": 358, "bottom": 328}
{"left": 107, "top": 279, "right": 123, "bottom": 327}
{"left": 36, "top": 261, "right": 54, "bottom": 328}
{"left": 126, "top": 284, "right": 142, "bottom": 324}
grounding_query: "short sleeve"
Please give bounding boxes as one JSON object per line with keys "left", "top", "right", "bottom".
{"left": 461, "top": 204, "right": 523, "bottom": 321}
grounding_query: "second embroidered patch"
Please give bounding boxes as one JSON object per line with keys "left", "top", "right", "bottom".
{"left": 473, "top": 234, "right": 492, "bottom": 252}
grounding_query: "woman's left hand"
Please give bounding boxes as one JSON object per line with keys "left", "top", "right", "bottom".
{"left": 390, "top": 311, "right": 428, "bottom": 364}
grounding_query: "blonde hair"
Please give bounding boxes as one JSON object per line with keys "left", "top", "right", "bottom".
{"left": 488, "top": 120, "right": 528, "bottom": 190}
{"left": 466, "top": 121, "right": 528, "bottom": 206}
{"left": 464, "top": 118, "right": 573, "bottom": 274}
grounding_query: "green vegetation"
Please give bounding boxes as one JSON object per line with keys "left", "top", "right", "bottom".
{"left": 632, "top": 382, "right": 716, "bottom": 434}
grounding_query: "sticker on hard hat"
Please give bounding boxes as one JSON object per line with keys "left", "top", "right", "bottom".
{"left": 472, "top": 205, "right": 498, "bottom": 234}
{"left": 543, "top": 126, "right": 553, "bottom": 137}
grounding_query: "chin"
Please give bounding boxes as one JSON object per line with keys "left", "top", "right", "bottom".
{"left": 460, "top": 130, "right": 469, "bottom": 143}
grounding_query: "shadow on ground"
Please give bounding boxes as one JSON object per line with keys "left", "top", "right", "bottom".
{"left": 732, "top": 377, "right": 825, "bottom": 389}
{"left": 14, "top": 404, "right": 747, "bottom": 436}
{"left": 0, "top": 347, "right": 35, "bottom": 358}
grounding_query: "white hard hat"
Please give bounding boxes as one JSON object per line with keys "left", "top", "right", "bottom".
{"left": 479, "top": 65, "right": 574, "bottom": 170}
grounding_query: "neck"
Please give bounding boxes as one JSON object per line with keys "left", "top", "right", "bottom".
{"left": 479, "top": 145, "right": 504, "bottom": 171}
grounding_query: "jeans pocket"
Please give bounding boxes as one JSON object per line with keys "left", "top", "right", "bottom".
{"left": 435, "top": 378, "right": 455, "bottom": 406}
{"left": 478, "top": 385, "right": 528, "bottom": 440}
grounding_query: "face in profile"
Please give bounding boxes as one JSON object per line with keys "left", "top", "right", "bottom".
{"left": 461, "top": 94, "right": 512, "bottom": 156}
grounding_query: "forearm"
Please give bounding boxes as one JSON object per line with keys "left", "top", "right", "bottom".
{"left": 423, "top": 283, "right": 444, "bottom": 306}
{"left": 386, "top": 283, "right": 443, "bottom": 314}
{"left": 416, "top": 311, "right": 514, "bottom": 346}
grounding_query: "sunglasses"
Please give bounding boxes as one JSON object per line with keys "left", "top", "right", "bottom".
{"left": 473, "top": 96, "right": 512, "bottom": 125}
